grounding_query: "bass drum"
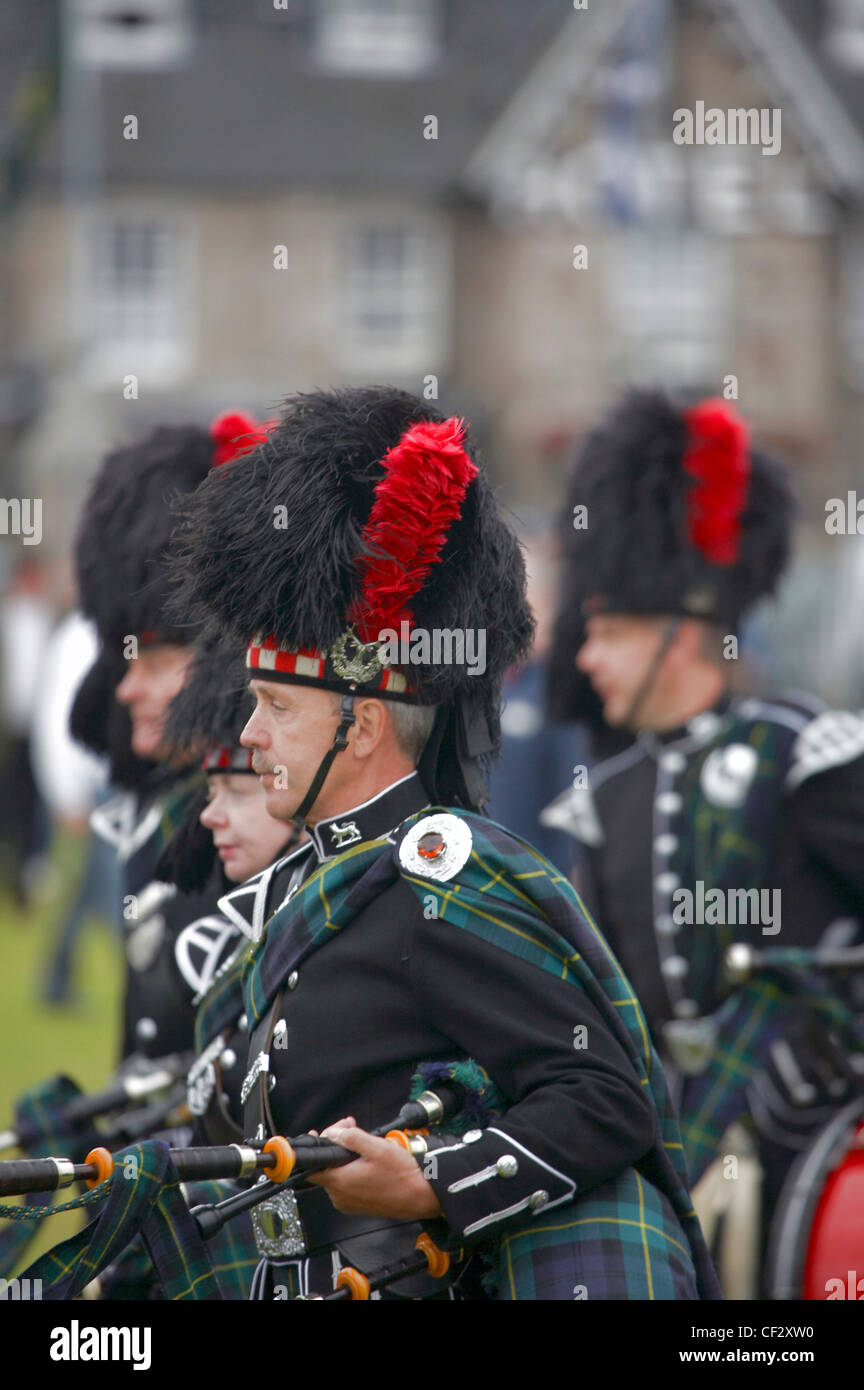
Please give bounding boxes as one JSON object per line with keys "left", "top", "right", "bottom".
{"left": 766, "top": 1094, "right": 864, "bottom": 1299}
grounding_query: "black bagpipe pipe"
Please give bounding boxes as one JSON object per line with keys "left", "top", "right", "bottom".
{"left": 189, "top": 1079, "right": 464, "bottom": 1238}
{"left": 0, "top": 1080, "right": 469, "bottom": 1297}
{"left": 189, "top": 1078, "right": 467, "bottom": 1301}
{"left": 0, "top": 1079, "right": 464, "bottom": 1202}
{"left": 0, "top": 1052, "right": 194, "bottom": 1154}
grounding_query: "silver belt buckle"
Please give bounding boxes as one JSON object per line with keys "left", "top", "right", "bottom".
{"left": 251, "top": 1182, "right": 307, "bottom": 1258}
{"left": 662, "top": 1016, "right": 718, "bottom": 1076}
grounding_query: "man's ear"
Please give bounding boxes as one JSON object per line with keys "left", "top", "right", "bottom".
{"left": 349, "top": 697, "right": 388, "bottom": 761}
{"left": 670, "top": 619, "right": 704, "bottom": 668}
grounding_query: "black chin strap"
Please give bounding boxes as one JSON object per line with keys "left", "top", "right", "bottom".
{"left": 292, "top": 694, "right": 356, "bottom": 825}
{"left": 623, "top": 619, "right": 681, "bottom": 731}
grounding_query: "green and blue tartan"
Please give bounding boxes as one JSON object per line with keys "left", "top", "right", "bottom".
{"left": 94, "top": 1180, "right": 259, "bottom": 1301}
{"left": 665, "top": 711, "right": 794, "bottom": 1013}
{"left": 195, "top": 946, "right": 250, "bottom": 1055}
{"left": 657, "top": 708, "right": 858, "bottom": 1181}
{"left": 0, "top": 1074, "right": 98, "bottom": 1277}
{"left": 241, "top": 807, "right": 721, "bottom": 1300}
{"left": 21, "top": 1140, "right": 224, "bottom": 1301}
{"left": 678, "top": 951, "right": 854, "bottom": 1183}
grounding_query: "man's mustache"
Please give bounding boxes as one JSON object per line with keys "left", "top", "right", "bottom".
{"left": 251, "top": 753, "right": 276, "bottom": 776}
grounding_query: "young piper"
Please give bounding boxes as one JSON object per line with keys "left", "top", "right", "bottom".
{"left": 156, "top": 639, "right": 302, "bottom": 1146}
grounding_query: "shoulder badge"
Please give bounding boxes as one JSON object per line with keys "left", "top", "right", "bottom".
{"left": 787, "top": 710, "right": 864, "bottom": 790}
{"left": 398, "top": 813, "right": 473, "bottom": 882}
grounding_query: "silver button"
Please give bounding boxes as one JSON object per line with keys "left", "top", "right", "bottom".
{"left": 662, "top": 955, "right": 689, "bottom": 980}
{"left": 136, "top": 1017, "right": 157, "bottom": 1041}
{"left": 656, "top": 791, "right": 682, "bottom": 815}
{"left": 688, "top": 712, "right": 721, "bottom": 741}
{"left": 463, "top": 1129, "right": 483, "bottom": 1144}
{"left": 726, "top": 744, "right": 757, "bottom": 776}
{"left": 660, "top": 751, "right": 686, "bottom": 773}
{"left": 528, "top": 1189, "right": 549, "bottom": 1211}
{"left": 496, "top": 1155, "right": 519, "bottom": 1178}
{"left": 655, "top": 872, "right": 680, "bottom": 894}
{"left": 674, "top": 998, "right": 699, "bottom": 1019}
{"left": 655, "top": 914, "right": 679, "bottom": 936}
{"left": 220, "top": 1048, "right": 237, "bottom": 1070}
{"left": 238, "top": 1014, "right": 248, "bottom": 1032}
{"left": 287, "top": 971, "right": 299, "bottom": 990}
{"left": 655, "top": 833, "right": 678, "bottom": 856}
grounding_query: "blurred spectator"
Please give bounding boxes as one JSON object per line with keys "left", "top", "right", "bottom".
{"left": 0, "top": 558, "right": 53, "bottom": 903}
{"left": 31, "top": 611, "right": 121, "bottom": 1004}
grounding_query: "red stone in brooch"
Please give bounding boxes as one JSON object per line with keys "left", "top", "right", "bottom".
{"left": 417, "top": 831, "right": 445, "bottom": 860}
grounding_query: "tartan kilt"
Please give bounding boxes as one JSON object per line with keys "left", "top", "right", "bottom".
{"left": 493, "top": 1168, "right": 700, "bottom": 1301}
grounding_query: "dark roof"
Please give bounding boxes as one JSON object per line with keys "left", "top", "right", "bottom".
{"left": 32, "top": 0, "right": 565, "bottom": 193}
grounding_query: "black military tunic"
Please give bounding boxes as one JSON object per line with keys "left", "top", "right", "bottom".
{"left": 92, "top": 774, "right": 227, "bottom": 1063}
{"left": 543, "top": 693, "right": 864, "bottom": 1044}
{"left": 234, "top": 773, "right": 659, "bottom": 1296}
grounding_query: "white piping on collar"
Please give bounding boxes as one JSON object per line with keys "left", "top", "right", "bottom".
{"left": 308, "top": 771, "right": 423, "bottom": 860}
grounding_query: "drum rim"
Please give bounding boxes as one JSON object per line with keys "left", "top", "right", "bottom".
{"left": 765, "top": 1094, "right": 864, "bottom": 1300}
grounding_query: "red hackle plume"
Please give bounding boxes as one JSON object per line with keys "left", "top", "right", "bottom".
{"left": 681, "top": 399, "right": 750, "bottom": 565}
{"left": 349, "top": 417, "right": 478, "bottom": 642}
{"left": 209, "top": 410, "right": 271, "bottom": 467}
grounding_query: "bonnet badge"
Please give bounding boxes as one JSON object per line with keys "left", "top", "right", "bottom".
{"left": 329, "top": 626, "right": 385, "bottom": 684}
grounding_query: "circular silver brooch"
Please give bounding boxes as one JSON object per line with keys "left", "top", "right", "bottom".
{"left": 398, "top": 813, "right": 473, "bottom": 882}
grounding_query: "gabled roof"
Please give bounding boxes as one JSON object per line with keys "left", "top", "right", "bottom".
{"left": 710, "top": 0, "right": 864, "bottom": 198}
{"left": 468, "top": 0, "right": 864, "bottom": 206}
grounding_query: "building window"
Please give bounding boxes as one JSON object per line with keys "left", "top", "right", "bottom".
{"left": 80, "top": 214, "right": 190, "bottom": 381}
{"left": 314, "top": 0, "right": 438, "bottom": 75}
{"left": 72, "top": 0, "right": 192, "bottom": 69}
{"left": 605, "top": 233, "right": 731, "bottom": 389}
{"left": 340, "top": 222, "right": 448, "bottom": 374}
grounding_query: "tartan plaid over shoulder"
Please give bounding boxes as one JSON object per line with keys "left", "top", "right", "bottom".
{"left": 396, "top": 807, "right": 721, "bottom": 1301}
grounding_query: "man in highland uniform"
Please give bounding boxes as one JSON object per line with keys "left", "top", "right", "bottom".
{"left": 542, "top": 390, "right": 864, "bottom": 1288}
{"left": 169, "top": 383, "right": 720, "bottom": 1301}
{"left": 70, "top": 412, "right": 269, "bottom": 1063}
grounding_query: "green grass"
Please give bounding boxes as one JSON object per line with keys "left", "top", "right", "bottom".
{"left": 0, "top": 831, "right": 122, "bottom": 1273}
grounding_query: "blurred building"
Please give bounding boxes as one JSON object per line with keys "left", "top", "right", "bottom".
{"left": 2, "top": 0, "right": 864, "bottom": 694}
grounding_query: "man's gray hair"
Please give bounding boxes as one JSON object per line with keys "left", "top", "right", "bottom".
{"left": 330, "top": 693, "right": 437, "bottom": 764}
{"left": 387, "top": 701, "right": 438, "bottom": 764}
